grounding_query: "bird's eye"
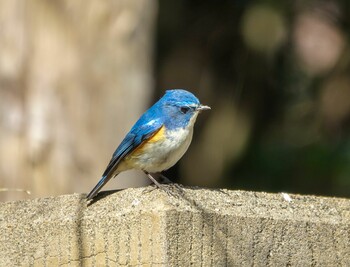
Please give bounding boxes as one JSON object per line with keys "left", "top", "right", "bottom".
{"left": 180, "top": 106, "right": 190, "bottom": 114}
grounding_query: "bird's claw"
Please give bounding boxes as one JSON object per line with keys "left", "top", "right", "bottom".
{"left": 143, "top": 183, "right": 184, "bottom": 198}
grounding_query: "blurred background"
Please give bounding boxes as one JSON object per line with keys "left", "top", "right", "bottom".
{"left": 1, "top": 0, "right": 350, "bottom": 202}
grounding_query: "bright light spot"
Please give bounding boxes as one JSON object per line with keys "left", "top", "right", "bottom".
{"left": 281, "top": 192, "right": 292, "bottom": 202}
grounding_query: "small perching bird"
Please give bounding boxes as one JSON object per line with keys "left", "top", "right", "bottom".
{"left": 87, "top": 89, "right": 210, "bottom": 200}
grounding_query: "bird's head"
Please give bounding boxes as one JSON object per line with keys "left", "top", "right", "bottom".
{"left": 160, "top": 89, "right": 210, "bottom": 129}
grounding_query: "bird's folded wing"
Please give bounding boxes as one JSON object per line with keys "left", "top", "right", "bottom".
{"left": 86, "top": 119, "right": 164, "bottom": 200}
{"left": 103, "top": 119, "right": 164, "bottom": 177}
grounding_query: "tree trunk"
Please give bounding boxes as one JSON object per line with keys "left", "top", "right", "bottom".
{"left": 0, "top": 0, "right": 157, "bottom": 201}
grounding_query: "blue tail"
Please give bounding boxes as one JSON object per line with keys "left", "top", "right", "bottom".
{"left": 86, "top": 175, "right": 113, "bottom": 200}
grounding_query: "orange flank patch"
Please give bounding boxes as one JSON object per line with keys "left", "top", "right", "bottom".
{"left": 147, "top": 125, "right": 166, "bottom": 143}
{"left": 131, "top": 125, "right": 165, "bottom": 156}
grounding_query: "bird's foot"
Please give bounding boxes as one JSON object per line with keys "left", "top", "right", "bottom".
{"left": 159, "top": 173, "right": 184, "bottom": 191}
{"left": 144, "top": 172, "right": 184, "bottom": 198}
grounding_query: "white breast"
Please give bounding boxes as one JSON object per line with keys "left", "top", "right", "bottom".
{"left": 131, "top": 125, "right": 193, "bottom": 172}
{"left": 121, "top": 113, "right": 199, "bottom": 173}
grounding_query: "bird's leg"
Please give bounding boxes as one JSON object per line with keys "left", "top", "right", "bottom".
{"left": 144, "top": 171, "right": 163, "bottom": 188}
{"left": 159, "top": 173, "right": 183, "bottom": 190}
{"left": 144, "top": 171, "right": 181, "bottom": 197}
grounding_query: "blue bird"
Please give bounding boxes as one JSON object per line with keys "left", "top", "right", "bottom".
{"left": 87, "top": 89, "right": 210, "bottom": 200}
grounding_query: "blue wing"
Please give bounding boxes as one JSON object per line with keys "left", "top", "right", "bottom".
{"left": 87, "top": 118, "right": 163, "bottom": 200}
